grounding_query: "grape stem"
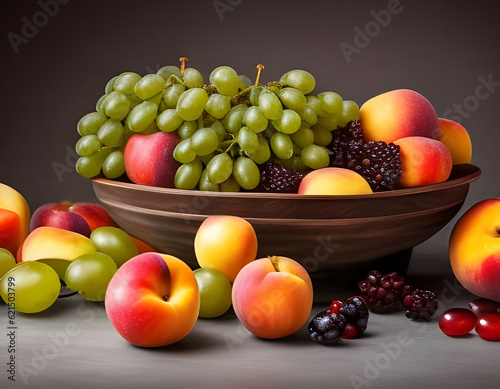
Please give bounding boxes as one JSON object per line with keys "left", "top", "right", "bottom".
{"left": 179, "top": 57, "right": 188, "bottom": 76}
{"left": 255, "top": 64, "right": 265, "bottom": 86}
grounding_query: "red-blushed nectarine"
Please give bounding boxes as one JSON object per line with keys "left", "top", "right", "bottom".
{"left": 393, "top": 136, "right": 452, "bottom": 188}
{"left": 359, "top": 89, "right": 439, "bottom": 143}
{"left": 0, "top": 183, "right": 30, "bottom": 255}
{"left": 437, "top": 118, "right": 472, "bottom": 165}
{"left": 104, "top": 252, "right": 200, "bottom": 347}
{"left": 232, "top": 256, "right": 313, "bottom": 339}
{"left": 449, "top": 198, "right": 500, "bottom": 303}
{"left": 298, "top": 167, "right": 373, "bottom": 195}
{"left": 194, "top": 215, "right": 258, "bottom": 283}
{"left": 124, "top": 131, "right": 181, "bottom": 188}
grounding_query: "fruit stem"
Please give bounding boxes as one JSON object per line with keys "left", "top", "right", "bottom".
{"left": 255, "top": 64, "right": 264, "bottom": 86}
{"left": 179, "top": 57, "right": 188, "bottom": 77}
{"left": 268, "top": 255, "right": 281, "bottom": 272}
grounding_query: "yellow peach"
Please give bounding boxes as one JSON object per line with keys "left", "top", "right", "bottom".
{"left": 438, "top": 118, "right": 472, "bottom": 165}
{"left": 298, "top": 167, "right": 373, "bottom": 195}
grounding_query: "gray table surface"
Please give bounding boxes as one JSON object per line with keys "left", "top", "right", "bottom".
{"left": 1, "top": 227, "right": 499, "bottom": 389}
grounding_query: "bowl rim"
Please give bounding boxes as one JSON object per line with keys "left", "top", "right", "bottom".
{"left": 91, "top": 163, "right": 481, "bottom": 200}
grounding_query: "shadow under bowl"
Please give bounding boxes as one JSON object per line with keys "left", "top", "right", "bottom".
{"left": 92, "top": 164, "right": 480, "bottom": 278}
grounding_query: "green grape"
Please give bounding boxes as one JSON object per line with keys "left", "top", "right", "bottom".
{"left": 291, "top": 125, "right": 315, "bottom": 148}
{"left": 141, "top": 119, "right": 160, "bottom": 135}
{"left": 298, "top": 106, "right": 318, "bottom": 126}
{"left": 182, "top": 68, "right": 204, "bottom": 88}
{"left": 306, "top": 95, "right": 329, "bottom": 117}
{"left": 102, "top": 150, "right": 125, "bottom": 179}
{"left": 90, "top": 226, "right": 139, "bottom": 268}
{"left": 210, "top": 120, "right": 227, "bottom": 142}
{"left": 270, "top": 132, "right": 294, "bottom": 160}
{"left": 199, "top": 152, "right": 215, "bottom": 166}
{"left": 157, "top": 65, "right": 181, "bottom": 81}
{"left": 206, "top": 153, "right": 233, "bottom": 184}
{"left": 76, "top": 147, "right": 113, "bottom": 178}
{"left": 105, "top": 75, "right": 118, "bottom": 94}
{"left": 113, "top": 72, "right": 142, "bottom": 95}
{"left": 222, "top": 103, "right": 247, "bottom": 133}
{"left": 238, "top": 74, "right": 252, "bottom": 87}
{"left": 0, "top": 261, "right": 60, "bottom": 314}
{"left": 311, "top": 125, "right": 333, "bottom": 146}
{"left": 280, "top": 155, "right": 307, "bottom": 170}
{"left": 95, "top": 94, "right": 108, "bottom": 113}
{"left": 236, "top": 126, "right": 259, "bottom": 155}
{"left": 337, "top": 100, "right": 360, "bottom": 127}
{"left": 317, "top": 114, "right": 337, "bottom": 131}
{"left": 0, "top": 248, "right": 16, "bottom": 279}
{"left": 127, "top": 93, "right": 143, "bottom": 111}
{"left": 125, "top": 101, "right": 158, "bottom": 132}
{"left": 97, "top": 119, "right": 124, "bottom": 147}
{"left": 205, "top": 93, "right": 231, "bottom": 119}
{"left": 278, "top": 87, "right": 308, "bottom": 111}
{"left": 301, "top": 144, "right": 330, "bottom": 169}
{"left": 190, "top": 127, "right": 219, "bottom": 156}
{"left": 102, "top": 91, "right": 130, "bottom": 120}
{"left": 134, "top": 74, "right": 166, "bottom": 100}
{"left": 193, "top": 267, "right": 232, "bottom": 318}
{"left": 243, "top": 106, "right": 268, "bottom": 133}
{"left": 279, "top": 69, "right": 316, "bottom": 94}
{"left": 177, "top": 120, "right": 198, "bottom": 139}
{"left": 64, "top": 253, "right": 117, "bottom": 301}
{"left": 259, "top": 89, "right": 283, "bottom": 120}
{"left": 173, "top": 138, "right": 197, "bottom": 164}
{"left": 174, "top": 158, "right": 203, "bottom": 189}
{"left": 75, "top": 135, "right": 101, "bottom": 157}
{"left": 176, "top": 88, "right": 209, "bottom": 121}
{"left": 209, "top": 66, "right": 241, "bottom": 96}
{"left": 318, "top": 92, "right": 343, "bottom": 116}
{"left": 147, "top": 92, "right": 163, "bottom": 106}
{"left": 77, "top": 111, "right": 107, "bottom": 136}
{"left": 199, "top": 169, "right": 220, "bottom": 192}
{"left": 163, "top": 84, "right": 186, "bottom": 109}
{"left": 272, "top": 109, "right": 302, "bottom": 134}
{"left": 233, "top": 157, "right": 260, "bottom": 190}
{"left": 220, "top": 175, "right": 240, "bottom": 192}
{"left": 156, "top": 108, "right": 184, "bottom": 132}
{"left": 248, "top": 85, "right": 262, "bottom": 105}
{"left": 248, "top": 134, "right": 271, "bottom": 164}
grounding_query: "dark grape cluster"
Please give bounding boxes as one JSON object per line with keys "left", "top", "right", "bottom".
{"left": 328, "top": 120, "right": 401, "bottom": 191}
{"left": 257, "top": 159, "right": 308, "bottom": 193}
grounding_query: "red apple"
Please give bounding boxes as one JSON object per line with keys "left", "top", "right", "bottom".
{"left": 124, "top": 132, "right": 181, "bottom": 188}
{"left": 30, "top": 201, "right": 117, "bottom": 237}
{"left": 449, "top": 199, "right": 500, "bottom": 303}
{"left": 105, "top": 252, "right": 200, "bottom": 347}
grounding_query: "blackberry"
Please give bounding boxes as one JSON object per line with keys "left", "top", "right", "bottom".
{"left": 339, "top": 296, "right": 370, "bottom": 339}
{"left": 308, "top": 310, "right": 347, "bottom": 345}
{"left": 403, "top": 289, "right": 438, "bottom": 321}
{"left": 327, "top": 120, "right": 401, "bottom": 191}
{"left": 256, "top": 159, "right": 307, "bottom": 193}
{"left": 358, "top": 270, "right": 414, "bottom": 314}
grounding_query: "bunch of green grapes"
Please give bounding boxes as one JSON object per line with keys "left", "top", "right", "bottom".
{"left": 74, "top": 58, "right": 360, "bottom": 191}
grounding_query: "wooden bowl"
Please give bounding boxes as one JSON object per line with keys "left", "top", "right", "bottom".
{"left": 92, "top": 164, "right": 480, "bottom": 277}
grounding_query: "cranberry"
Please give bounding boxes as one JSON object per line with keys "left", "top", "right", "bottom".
{"left": 475, "top": 313, "right": 500, "bottom": 341}
{"left": 469, "top": 298, "right": 500, "bottom": 317}
{"left": 439, "top": 308, "right": 477, "bottom": 337}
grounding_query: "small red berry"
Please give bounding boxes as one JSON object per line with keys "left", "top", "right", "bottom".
{"left": 475, "top": 313, "right": 500, "bottom": 341}
{"left": 439, "top": 308, "right": 477, "bottom": 337}
{"left": 469, "top": 298, "right": 500, "bottom": 317}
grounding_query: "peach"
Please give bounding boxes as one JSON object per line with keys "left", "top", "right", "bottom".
{"left": 393, "top": 136, "right": 452, "bottom": 188}
{"left": 298, "top": 167, "right": 373, "bottom": 195}
{"left": 0, "top": 183, "right": 30, "bottom": 255}
{"left": 21, "top": 226, "right": 96, "bottom": 278}
{"left": 105, "top": 252, "right": 200, "bottom": 347}
{"left": 359, "top": 89, "right": 439, "bottom": 143}
{"left": 437, "top": 118, "right": 472, "bottom": 165}
{"left": 194, "top": 215, "right": 258, "bottom": 283}
{"left": 124, "top": 131, "right": 181, "bottom": 188}
{"left": 232, "top": 256, "right": 313, "bottom": 339}
{"left": 68, "top": 202, "right": 117, "bottom": 231}
{"left": 449, "top": 199, "right": 500, "bottom": 303}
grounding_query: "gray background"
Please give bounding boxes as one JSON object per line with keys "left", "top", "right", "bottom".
{"left": 1, "top": 1, "right": 500, "bottom": 388}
